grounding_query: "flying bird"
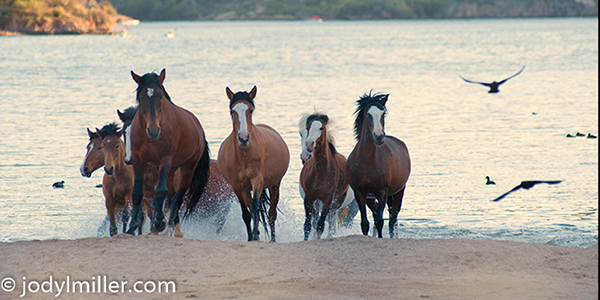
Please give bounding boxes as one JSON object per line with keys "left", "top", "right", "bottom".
{"left": 460, "top": 66, "right": 525, "bottom": 93}
{"left": 491, "top": 180, "right": 562, "bottom": 202}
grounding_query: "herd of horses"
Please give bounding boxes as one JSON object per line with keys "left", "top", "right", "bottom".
{"left": 80, "top": 69, "right": 411, "bottom": 241}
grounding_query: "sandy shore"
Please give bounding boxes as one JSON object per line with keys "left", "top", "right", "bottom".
{"left": 0, "top": 234, "right": 597, "bottom": 299}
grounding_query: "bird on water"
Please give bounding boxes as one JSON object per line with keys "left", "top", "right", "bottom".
{"left": 485, "top": 176, "right": 496, "bottom": 185}
{"left": 491, "top": 180, "right": 562, "bottom": 202}
{"left": 460, "top": 66, "right": 525, "bottom": 93}
{"left": 52, "top": 181, "right": 65, "bottom": 188}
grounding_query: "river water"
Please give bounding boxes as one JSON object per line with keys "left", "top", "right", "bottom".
{"left": 0, "top": 18, "right": 597, "bottom": 247}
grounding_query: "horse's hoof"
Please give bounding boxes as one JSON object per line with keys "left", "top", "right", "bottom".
{"left": 174, "top": 224, "right": 184, "bottom": 238}
{"left": 152, "top": 219, "right": 166, "bottom": 233}
{"left": 166, "top": 227, "right": 174, "bottom": 237}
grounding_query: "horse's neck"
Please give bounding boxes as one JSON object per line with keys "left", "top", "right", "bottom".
{"left": 313, "top": 135, "right": 333, "bottom": 166}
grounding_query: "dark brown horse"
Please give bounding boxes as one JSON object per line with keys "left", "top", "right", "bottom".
{"left": 126, "top": 69, "right": 210, "bottom": 237}
{"left": 218, "top": 86, "right": 289, "bottom": 241}
{"left": 300, "top": 113, "right": 349, "bottom": 240}
{"left": 119, "top": 106, "right": 234, "bottom": 235}
{"left": 346, "top": 92, "right": 411, "bottom": 238}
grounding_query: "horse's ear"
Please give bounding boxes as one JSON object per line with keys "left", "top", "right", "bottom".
{"left": 117, "top": 130, "right": 124, "bottom": 138}
{"left": 249, "top": 86, "right": 257, "bottom": 99}
{"left": 381, "top": 94, "right": 389, "bottom": 106}
{"left": 131, "top": 71, "right": 141, "bottom": 83}
{"left": 226, "top": 87, "right": 234, "bottom": 100}
{"left": 158, "top": 69, "right": 166, "bottom": 84}
{"left": 117, "top": 110, "right": 125, "bottom": 121}
{"left": 87, "top": 128, "right": 94, "bottom": 138}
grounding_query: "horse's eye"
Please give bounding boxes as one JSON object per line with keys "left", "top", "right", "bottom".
{"left": 98, "top": 147, "right": 103, "bottom": 150}
{"left": 116, "top": 145, "right": 119, "bottom": 149}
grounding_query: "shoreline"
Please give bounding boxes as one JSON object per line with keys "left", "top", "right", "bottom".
{"left": 0, "top": 235, "right": 597, "bottom": 299}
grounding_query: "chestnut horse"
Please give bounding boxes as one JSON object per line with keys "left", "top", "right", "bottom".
{"left": 126, "top": 69, "right": 210, "bottom": 237}
{"left": 346, "top": 92, "right": 411, "bottom": 238}
{"left": 218, "top": 86, "right": 289, "bottom": 241}
{"left": 98, "top": 123, "right": 134, "bottom": 236}
{"left": 80, "top": 127, "right": 108, "bottom": 178}
{"left": 300, "top": 113, "right": 349, "bottom": 240}
{"left": 298, "top": 114, "right": 359, "bottom": 229}
{"left": 80, "top": 124, "right": 135, "bottom": 234}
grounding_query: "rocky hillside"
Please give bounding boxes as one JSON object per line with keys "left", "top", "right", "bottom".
{"left": 0, "top": 0, "right": 120, "bottom": 35}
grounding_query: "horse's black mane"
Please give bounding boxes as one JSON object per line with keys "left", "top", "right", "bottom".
{"left": 353, "top": 91, "right": 388, "bottom": 140}
{"left": 120, "top": 106, "right": 138, "bottom": 129}
{"left": 98, "top": 122, "right": 121, "bottom": 138}
{"left": 135, "top": 72, "right": 172, "bottom": 103}
{"left": 229, "top": 91, "right": 255, "bottom": 109}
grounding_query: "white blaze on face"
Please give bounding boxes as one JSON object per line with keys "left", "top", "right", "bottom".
{"left": 147, "top": 88, "right": 154, "bottom": 98}
{"left": 305, "top": 120, "right": 323, "bottom": 152}
{"left": 80, "top": 142, "right": 94, "bottom": 174}
{"left": 299, "top": 126, "right": 311, "bottom": 162}
{"left": 367, "top": 106, "right": 385, "bottom": 136}
{"left": 124, "top": 125, "right": 132, "bottom": 163}
{"left": 232, "top": 102, "right": 250, "bottom": 138}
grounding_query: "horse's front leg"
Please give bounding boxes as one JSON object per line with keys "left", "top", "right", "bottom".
{"left": 168, "top": 188, "right": 186, "bottom": 238}
{"left": 353, "top": 190, "right": 370, "bottom": 236}
{"left": 234, "top": 188, "right": 253, "bottom": 241}
{"left": 121, "top": 208, "right": 130, "bottom": 234}
{"left": 373, "top": 192, "right": 388, "bottom": 238}
{"left": 316, "top": 196, "right": 333, "bottom": 240}
{"left": 387, "top": 187, "right": 405, "bottom": 239}
{"left": 303, "top": 195, "right": 316, "bottom": 241}
{"left": 250, "top": 176, "right": 264, "bottom": 241}
{"left": 127, "top": 165, "right": 144, "bottom": 235}
{"left": 151, "top": 160, "right": 172, "bottom": 233}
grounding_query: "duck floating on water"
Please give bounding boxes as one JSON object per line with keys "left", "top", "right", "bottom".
{"left": 52, "top": 181, "right": 65, "bottom": 188}
{"left": 485, "top": 176, "right": 496, "bottom": 185}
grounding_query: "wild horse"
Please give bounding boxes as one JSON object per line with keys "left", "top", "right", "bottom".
{"left": 346, "top": 92, "right": 410, "bottom": 238}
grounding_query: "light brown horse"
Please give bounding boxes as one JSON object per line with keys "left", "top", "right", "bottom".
{"left": 80, "top": 124, "right": 152, "bottom": 235}
{"left": 218, "top": 86, "right": 289, "bottom": 241}
{"left": 80, "top": 128, "right": 106, "bottom": 178}
{"left": 119, "top": 106, "right": 235, "bottom": 235}
{"left": 346, "top": 92, "right": 411, "bottom": 238}
{"left": 126, "top": 69, "right": 210, "bottom": 237}
{"left": 300, "top": 113, "right": 349, "bottom": 240}
{"left": 98, "top": 123, "right": 134, "bottom": 236}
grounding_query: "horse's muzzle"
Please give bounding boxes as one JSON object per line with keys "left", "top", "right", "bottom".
{"left": 237, "top": 133, "right": 250, "bottom": 147}
{"left": 104, "top": 166, "right": 114, "bottom": 175}
{"left": 124, "top": 158, "right": 132, "bottom": 165}
{"left": 374, "top": 133, "right": 385, "bottom": 145}
{"left": 147, "top": 127, "right": 161, "bottom": 140}
{"left": 81, "top": 167, "right": 92, "bottom": 178}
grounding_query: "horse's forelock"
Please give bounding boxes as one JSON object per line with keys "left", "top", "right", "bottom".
{"left": 120, "top": 106, "right": 138, "bottom": 128}
{"left": 229, "top": 91, "right": 255, "bottom": 109}
{"left": 135, "top": 72, "right": 171, "bottom": 103}
{"left": 98, "top": 122, "right": 121, "bottom": 139}
{"left": 305, "top": 113, "right": 336, "bottom": 146}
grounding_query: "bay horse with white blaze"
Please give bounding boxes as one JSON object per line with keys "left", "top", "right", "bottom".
{"left": 300, "top": 113, "right": 349, "bottom": 240}
{"left": 218, "top": 86, "right": 289, "bottom": 241}
{"left": 298, "top": 114, "right": 359, "bottom": 230}
{"left": 346, "top": 92, "right": 411, "bottom": 238}
{"left": 126, "top": 69, "right": 210, "bottom": 237}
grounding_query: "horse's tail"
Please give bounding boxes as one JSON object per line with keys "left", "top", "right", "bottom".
{"left": 184, "top": 141, "right": 210, "bottom": 218}
{"left": 258, "top": 189, "right": 270, "bottom": 238}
